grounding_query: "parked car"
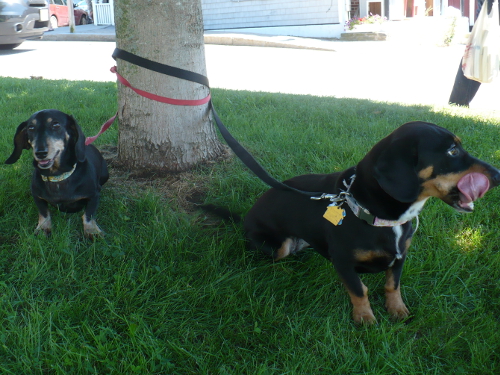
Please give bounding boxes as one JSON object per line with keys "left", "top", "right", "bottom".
{"left": 48, "top": 0, "right": 89, "bottom": 28}
{"left": 74, "top": 0, "right": 89, "bottom": 13}
{"left": 74, "top": 0, "right": 92, "bottom": 22}
{"left": 0, "top": 0, "right": 49, "bottom": 49}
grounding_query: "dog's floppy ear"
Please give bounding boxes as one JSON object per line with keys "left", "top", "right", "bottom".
{"left": 68, "top": 115, "right": 86, "bottom": 163}
{"left": 373, "top": 143, "right": 420, "bottom": 203}
{"left": 5, "top": 121, "right": 31, "bottom": 164}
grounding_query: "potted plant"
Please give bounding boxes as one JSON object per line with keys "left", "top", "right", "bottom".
{"left": 344, "top": 13, "right": 387, "bottom": 32}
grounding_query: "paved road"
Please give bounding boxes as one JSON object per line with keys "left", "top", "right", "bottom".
{"left": 1, "top": 40, "right": 498, "bottom": 112}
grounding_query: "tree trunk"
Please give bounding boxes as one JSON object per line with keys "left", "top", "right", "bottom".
{"left": 113, "top": 0, "right": 224, "bottom": 173}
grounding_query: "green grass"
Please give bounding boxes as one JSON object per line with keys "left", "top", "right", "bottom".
{"left": 1, "top": 77, "right": 500, "bottom": 374}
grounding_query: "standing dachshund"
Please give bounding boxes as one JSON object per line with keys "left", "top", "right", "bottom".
{"left": 205, "top": 122, "right": 500, "bottom": 324}
{"left": 5, "top": 109, "right": 108, "bottom": 239}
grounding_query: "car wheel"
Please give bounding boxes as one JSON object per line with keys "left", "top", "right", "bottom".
{"left": 50, "top": 15, "right": 58, "bottom": 29}
{"left": 0, "top": 43, "right": 22, "bottom": 50}
{"left": 80, "top": 15, "right": 87, "bottom": 25}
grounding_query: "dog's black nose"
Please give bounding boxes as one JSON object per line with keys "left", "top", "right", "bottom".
{"left": 35, "top": 151, "right": 48, "bottom": 160}
{"left": 491, "top": 169, "right": 500, "bottom": 187}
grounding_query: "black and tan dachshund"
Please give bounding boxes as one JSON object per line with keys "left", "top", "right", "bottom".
{"left": 205, "top": 121, "right": 500, "bottom": 324}
{"left": 5, "top": 109, "right": 108, "bottom": 239}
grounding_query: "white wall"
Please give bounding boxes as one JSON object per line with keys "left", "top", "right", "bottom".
{"left": 202, "top": 0, "right": 341, "bottom": 30}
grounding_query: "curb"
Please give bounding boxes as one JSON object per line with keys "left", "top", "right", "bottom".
{"left": 42, "top": 33, "right": 338, "bottom": 51}
{"left": 203, "top": 34, "right": 337, "bottom": 51}
{"left": 40, "top": 27, "right": 338, "bottom": 51}
{"left": 42, "top": 34, "right": 116, "bottom": 42}
{"left": 42, "top": 31, "right": 115, "bottom": 42}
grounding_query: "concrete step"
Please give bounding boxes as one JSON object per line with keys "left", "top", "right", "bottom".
{"left": 341, "top": 16, "right": 470, "bottom": 45}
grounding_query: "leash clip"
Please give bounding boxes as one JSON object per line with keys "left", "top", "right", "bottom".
{"left": 310, "top": 191, "right": 350, "bottom": 206}
{"left": 311, "top": 193, "right": 337, "bottom": 201}
{"left": 310, "top": 175, "right": 356, "bottom": 205}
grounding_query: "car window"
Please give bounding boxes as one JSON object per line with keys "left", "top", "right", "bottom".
{"left": 53, "top": 0, "right": 65, "bottom": 5}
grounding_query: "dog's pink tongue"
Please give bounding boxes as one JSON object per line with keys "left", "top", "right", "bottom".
{"left": 457, "top": 172, "right": 490, "bottom": 207}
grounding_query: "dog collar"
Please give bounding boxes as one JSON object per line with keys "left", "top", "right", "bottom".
{"left": 312, "top": 174, "right": 409, "bottom": 227}
{"left": 344, "top": 195, "right": 409, "bottom": 227}
{"left": 41, "top": 164, "right": 77, "bottom": 182}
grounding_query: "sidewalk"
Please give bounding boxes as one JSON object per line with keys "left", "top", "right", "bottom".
{"left": 42, "top": 24, "right": 116, "bottom": 42}
{"left": 34, "top": 24, "right": 498, "bottom": 112}
{"left": 39, "top": 18, "right": 472, "bottom": 49}
{"left": 42, "top": 24, "right": 339, "bottom": 51}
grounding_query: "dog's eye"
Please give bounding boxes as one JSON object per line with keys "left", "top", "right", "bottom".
{"left": 52, "top": 122, "right": 61, "bottom": 129}
{"left": 447, "top": 146, "right": 460, "bottom": 156}
{"left": 27, "top": 125, "right": 35, "bottom": 132}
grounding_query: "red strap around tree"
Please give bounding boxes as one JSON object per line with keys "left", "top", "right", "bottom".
{"left": 111, "top": 66, "right": 211, "bottom": 106}
{"left": 85, "top": 66, "right": 211, "bottom": 145}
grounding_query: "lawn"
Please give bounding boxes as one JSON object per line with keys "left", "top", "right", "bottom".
{"left": 1, "top": 77, "right": 500, "bottom": 374}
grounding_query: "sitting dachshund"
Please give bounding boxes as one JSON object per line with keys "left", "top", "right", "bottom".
{"left": 5, "top": 109, "right": 109, "bottom": 239}
{"left": 204, "top": 121, "right": 500, "bottom": 324}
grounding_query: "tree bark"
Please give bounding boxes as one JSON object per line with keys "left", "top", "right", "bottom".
{"left": 113, "top": 0, "right": 224, "bottom": 173}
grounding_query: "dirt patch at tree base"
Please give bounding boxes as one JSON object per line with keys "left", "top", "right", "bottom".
{"left": 98, "top": 144, "right": 233, "bottom": 213}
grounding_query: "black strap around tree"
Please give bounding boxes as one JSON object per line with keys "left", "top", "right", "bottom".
{"left": 112, "top": 48, "right": 210, "bottom": 87}
{"left": 112, "top": 48, "right": 324, "bottom": 197}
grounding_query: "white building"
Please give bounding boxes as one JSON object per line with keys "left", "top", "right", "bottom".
{"left": 92, "top": 0, "right": 477, "bottom": 39}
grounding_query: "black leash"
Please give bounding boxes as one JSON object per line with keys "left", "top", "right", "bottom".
{"left": 113, "top": 49, "right": 210, "bottom": 87}
{"left": 112, "top": 48, "right": 324, "bottom": 197}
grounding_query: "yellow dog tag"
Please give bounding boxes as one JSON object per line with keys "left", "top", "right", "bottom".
{"left": 323, "top": 205, "right": 346, "bottom": 226}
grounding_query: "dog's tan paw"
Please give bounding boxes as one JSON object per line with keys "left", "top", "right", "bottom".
{"left": 83, "top": 216, "right": 104, "bottom": 240}
{"left": 386, "top": 301, "right": 410, "bottom": 320}
{"left": 353, "top": 307, "right": 377, "bottom": 325}
{"left": 35, "top": 214, "right": 52, "bottom": 236}
{"left": 85, "top": 231, "right": 104, "bottom": 241}
{"left": 84, "top": 226, "right": 104, "bottom": 240}
{"left": 385, "top": 286, "right": 410, "bottom": 320}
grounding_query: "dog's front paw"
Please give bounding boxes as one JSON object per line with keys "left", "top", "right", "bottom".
{"left": 386, "top": 301, "right": 410, "bottom": 320}
{"left": 385, "top": 290, "right": 410, "bottom": 320}
{"left": 83, "top": 216, "right": 104, "bottom": 240}
{"left": 84, "top": 226, "right": 104, "bottom": 241}
{"left": 35, "top": 214, "right": 52, "bottom": 237}
{"left": 353, "top": 307, "right": 377, "bottom": 325}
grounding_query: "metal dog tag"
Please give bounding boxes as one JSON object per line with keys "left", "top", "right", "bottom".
{"left": 323, "top": 204, "right": 346, "bottom": 226}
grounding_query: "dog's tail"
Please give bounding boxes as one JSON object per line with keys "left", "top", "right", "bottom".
{"left": 199, "top": 204, "right": 242, "bottom": 223}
